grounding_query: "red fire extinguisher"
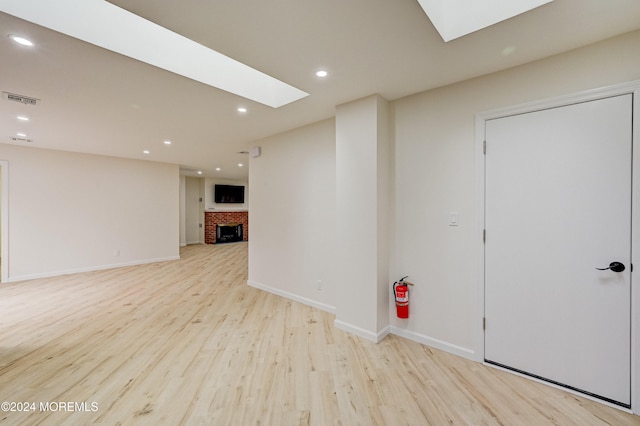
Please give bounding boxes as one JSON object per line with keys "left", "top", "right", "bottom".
{"left": 393, "top": 276, "right": 414, "bottom": 318}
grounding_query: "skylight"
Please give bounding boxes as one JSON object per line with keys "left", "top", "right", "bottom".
{"left": 417, "top": 0, "right": 554, "bottom": 42}
{"left": 0, "top": 0, "right": 309, "bottom": 108}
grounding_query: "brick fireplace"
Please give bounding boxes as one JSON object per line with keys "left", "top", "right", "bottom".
{"left": 204, "top": 211, "right": 249, "bottom": 244}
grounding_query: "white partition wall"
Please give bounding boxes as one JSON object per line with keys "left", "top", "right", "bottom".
{"left": 334, "top": 95, "right": 391, "bottom": 341}
{"left": 1, "top": 145, "right": 180, "bottom": 282}
{"left": 248, "top": 120, "right": 337, "bottom": 313}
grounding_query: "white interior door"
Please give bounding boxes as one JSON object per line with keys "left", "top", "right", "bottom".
{"left": 484, "top": 94, "right": 633, "bottom": 406}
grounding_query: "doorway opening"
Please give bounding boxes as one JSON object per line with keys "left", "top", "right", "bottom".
{"left": 0, "top": 160, "right": 8, "bottom": 283}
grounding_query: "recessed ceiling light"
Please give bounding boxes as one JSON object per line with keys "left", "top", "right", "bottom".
{"left": 16, "top": 132, "right": 27, "bottom": 137}
{"left": 197, "top": 171, "right": 203, "bottom": 175}
{"left": 215, "top": 167, "right": 221, "bottom": 171}
{"left": 9, "top": 34, "right": 33, "bottom": 46}
{"left": 163, "top": 140, "right": 172, "bottom": 145}
{"left": 237, "top": 107, "right": 247, "bottom": 113}
{"left": 238, "top": 163, "right": 244, "bottom": 167}
{"left": 17, "top": 115, "right": 29, "bottom": 121}
{"left": 143, "top": 150, "right": 150, "bottom": 154}
{"left": 315, "top": 70, "right": 328, "bottom": 78}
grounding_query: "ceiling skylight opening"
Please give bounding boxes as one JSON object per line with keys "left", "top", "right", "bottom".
{"left": 0, "top": 0, "right": 309, "bottom": 108}
{"left": 9, "top": 34, "right": 34, "bottom": 46}
{"left": 416, "top": 0, "right": 554, "bottom": 42}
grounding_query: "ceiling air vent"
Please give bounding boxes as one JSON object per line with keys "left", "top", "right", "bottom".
{"left": 3, "top": 91, "right": 41, "bottom": 106}
{"left": 9, "top": 136, "right": 33, "bottom": 143}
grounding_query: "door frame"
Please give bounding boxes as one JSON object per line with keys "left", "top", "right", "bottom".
{"left": 1, "top": 160, "right": 8, "bottom": 283}
{"left": 475, "top": 80, "right": 640, "bottom": 414}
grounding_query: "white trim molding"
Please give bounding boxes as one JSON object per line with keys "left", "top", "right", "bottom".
{"left": 390, "top": 326, "right": 476, "bottom": 361}
{"left": 7, "top": 255, "right": 181, "bottom": 283}
{"left": 0, "top": 160, "right": 8, "bottom": 284}
{"left": 247, "top": 280, "right": 337, "bottom": 315}
{"left": 334, "top": 320, "right": 390, "bottom": 343}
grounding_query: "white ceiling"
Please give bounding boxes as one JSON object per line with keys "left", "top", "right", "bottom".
{"left": 0, "top": 0, "right": 311, "bottom": 108}
{"left": 1, "top": 0, "right": 640, "bottom": 180}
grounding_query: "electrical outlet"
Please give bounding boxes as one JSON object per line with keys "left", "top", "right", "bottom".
{"left": 448, "top": 212, "right": 459, "bottom": 227}
{"left": 316, "top": 279, "right": 323, "bottom": 291}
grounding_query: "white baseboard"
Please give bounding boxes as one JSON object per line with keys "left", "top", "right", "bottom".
{"left": 247, "top": 279, "right": 336, "bottom": 314}
{"left": 334, "top": 320, "right": 391, "bottom": 343}
{"left": 389, "top": 325, "right": 476, "bottom": 361}
{"left": 7, "top": 255, "right": 181, "bottom": 283}
{"left": 246, "top": 279, "right": 475, "bottom": 359}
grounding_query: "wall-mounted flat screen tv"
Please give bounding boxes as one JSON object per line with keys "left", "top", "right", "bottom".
{"left": 214, "top": 184, "right": 245, "bottom": 204}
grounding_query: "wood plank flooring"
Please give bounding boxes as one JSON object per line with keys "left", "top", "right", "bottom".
{"left": 0, "top": 243, "right": 638, "bottom": 425}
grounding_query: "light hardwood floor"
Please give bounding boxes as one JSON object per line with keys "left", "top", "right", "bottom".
{"left": 0, "top": 243, "right": 638, "bottom": 425}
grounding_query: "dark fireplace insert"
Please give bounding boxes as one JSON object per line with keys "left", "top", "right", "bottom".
{"left": 216, "top": 223, "right": 243, "bottom": 244}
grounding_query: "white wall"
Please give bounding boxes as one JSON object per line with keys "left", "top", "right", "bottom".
{"left": 246, "top": 30, "right": 640, "bottom": 358}
{"left": 334, "top": 95, "right": 391, "bottom": 341}
{"left": 392, "top": 30, "right": 640, "bottom": 356}
{"left": 248, "top": 119, "right": 336, "bottom": 312}
{"left": 0, "top": 145, "right": 180, "bottom": 281}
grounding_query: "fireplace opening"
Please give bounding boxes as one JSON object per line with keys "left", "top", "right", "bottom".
{"left": 216, "top": 223, "right": 243, "bottom": 244}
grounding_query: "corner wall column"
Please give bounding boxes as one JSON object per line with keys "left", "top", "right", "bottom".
{"left": 334, "top": 94, "right": 391, "bottom": 341}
